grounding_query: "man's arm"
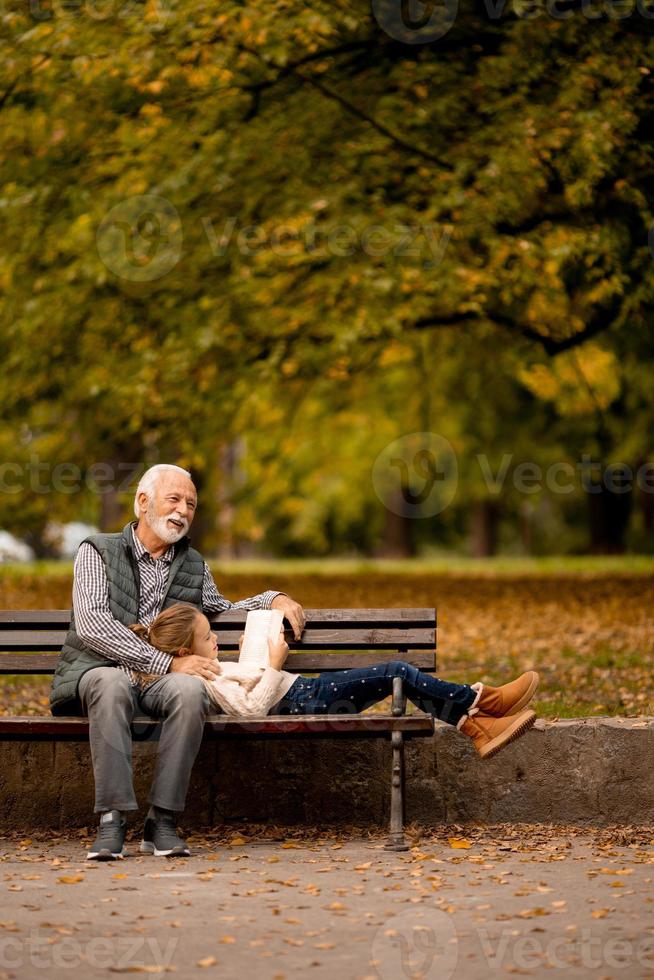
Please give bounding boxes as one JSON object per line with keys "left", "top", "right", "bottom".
{"left": 201, "top": 564, "right": 281, "bottom": 613}
{"left": 202, "top": 565, "right": 306, "bottom": 639}
{"left": 73, "top": 543, "right": 173, "bottom": 675}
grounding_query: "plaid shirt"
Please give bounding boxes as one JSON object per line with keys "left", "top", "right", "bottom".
{"left": 72, "top": 523, "right": 281, "bottom": 686}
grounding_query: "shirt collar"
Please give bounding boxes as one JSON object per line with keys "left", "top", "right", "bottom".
{"left": 131, "top": 523, "right": 174, "bottom": 564}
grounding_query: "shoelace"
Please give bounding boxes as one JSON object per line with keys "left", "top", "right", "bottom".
{"left": 154, "top": 814, "right": 178, "bottom": 833}
{"left": 97, "top": 820, "right": 122, "bottom": 843}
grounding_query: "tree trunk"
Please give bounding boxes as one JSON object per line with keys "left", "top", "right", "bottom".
{"left": 587, "top": 481, "right": 632, "bottom": 554}
{"left": 519, "top": 502, "right": 534, "bottom": 555}
{"left": 638, "top": 460, "right": 654, "bottom": 538}
{"left": 376, "top": 491, "right": 415, "bottom": 557}
{"left": 216, "top": 441, "right": 241, "bottom": 560}
{"left": 470, "top": 500, "right": 499, "bottom": 557}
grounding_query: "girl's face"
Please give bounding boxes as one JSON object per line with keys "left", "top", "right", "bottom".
{"left": 192, "top": 614, "right": 219, "bottom": 659}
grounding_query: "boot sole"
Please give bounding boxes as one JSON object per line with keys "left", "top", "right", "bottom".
{"left": 506, "top": 671, "right": 539, "bottom": 715}
{"left": 478, "top": 709, "right": 536, "bottom": 759}
{"left": 139, "top": 841, "right": 190, "bottom": 857}
{"left": 86, "top": 848, "right": 125, "bottom": 861}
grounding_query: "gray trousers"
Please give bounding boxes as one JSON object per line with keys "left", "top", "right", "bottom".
{"left": 78, "top": 666, "right": 210, "bottom": 814}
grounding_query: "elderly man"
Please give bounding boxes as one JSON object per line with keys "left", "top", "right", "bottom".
{"left": 50, "top": 464, "right": 305, "bottom": 861}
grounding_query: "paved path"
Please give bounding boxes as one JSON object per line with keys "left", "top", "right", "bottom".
{"left": 1, "top": 825, "right": 654, "bottom": 979}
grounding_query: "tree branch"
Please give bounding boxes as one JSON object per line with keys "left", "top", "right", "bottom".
{"left": 292, "top": 70, "right": 453, "bottom": 170}
{"left": 411, "top": 296, "right": 623, "bottom": 356}
{"left": 237, "top": 41, "right": 452, "bottom": 170}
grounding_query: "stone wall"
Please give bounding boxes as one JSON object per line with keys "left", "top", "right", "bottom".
{"left": 1, "top": 718, "right": 653, "bottom": 829}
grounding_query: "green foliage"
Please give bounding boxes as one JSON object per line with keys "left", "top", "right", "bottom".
{"left": 1, "top": 2, "right": 653, "bottom": 552}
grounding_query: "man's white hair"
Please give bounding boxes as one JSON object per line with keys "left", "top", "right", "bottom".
{"left": 133, "top": 464, "right": 194, "bottom": 518}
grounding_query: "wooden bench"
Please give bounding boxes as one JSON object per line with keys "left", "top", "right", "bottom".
{"left": 0, "top": 608, "right": 437, "bottom": 850}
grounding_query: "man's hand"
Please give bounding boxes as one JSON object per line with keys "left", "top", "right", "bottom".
{"left": 169, "top": 655, "right": 220, "bottom": 680}
{"left": 271, "top": 593, "right": 306, "bottom": 640}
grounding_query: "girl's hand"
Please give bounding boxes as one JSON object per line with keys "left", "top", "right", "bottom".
{"left": 268, "top": 629, "right": 289, "bottom": 671}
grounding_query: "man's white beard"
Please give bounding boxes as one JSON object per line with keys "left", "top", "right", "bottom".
{"left": 145, "top": 504, "right": 189, "bottom": 544}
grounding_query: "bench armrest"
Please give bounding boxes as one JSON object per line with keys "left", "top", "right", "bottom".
{"left": 391, "top": 676, "right": 407, "bottom": 717}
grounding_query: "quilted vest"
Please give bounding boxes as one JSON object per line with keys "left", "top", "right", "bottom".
{"left": 49, "top": 523, "right": 205, "bottom": 716}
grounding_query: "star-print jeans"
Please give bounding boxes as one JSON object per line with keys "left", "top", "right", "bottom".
{"left": 271, "top": 661, "right": 479, "bottom": 727}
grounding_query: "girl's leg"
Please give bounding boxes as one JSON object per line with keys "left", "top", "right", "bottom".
{"left": 279, "top": 662, "right": 480, "bottom": 727}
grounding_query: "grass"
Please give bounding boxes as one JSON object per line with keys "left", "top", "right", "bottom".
{"left": 3, "top": 554, "right": 654, "bottom": 578}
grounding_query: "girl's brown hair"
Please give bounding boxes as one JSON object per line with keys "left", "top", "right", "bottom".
{"left": 129, "top": 603, "right": 201, "bottom": 656}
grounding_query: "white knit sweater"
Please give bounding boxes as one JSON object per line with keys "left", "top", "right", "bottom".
{"left": 202, "top": 661, "right": 297, "bottom": 718}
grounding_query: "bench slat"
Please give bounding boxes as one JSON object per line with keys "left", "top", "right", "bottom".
{"left": 0, "top": 627, "right": 435, "bottom": 651}
{"left": 0, "top": 608, "right": 437, "bottom": 627}
{"left": 0, "top": 714, "right": 434, "bottom": 740}
{"left": 0, "top": 650, "right": 436, "bottom": 674}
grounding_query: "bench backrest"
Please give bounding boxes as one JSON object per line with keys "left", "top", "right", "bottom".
{"left": 0, "top": 608, "right": 437, "bottom": 674}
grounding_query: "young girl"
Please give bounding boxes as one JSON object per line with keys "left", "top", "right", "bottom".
{"left": 131, "top": 603, "right": 538, "bottom": 759}
{"left": 130, "top": 605, "right": 295, "bottom": 719}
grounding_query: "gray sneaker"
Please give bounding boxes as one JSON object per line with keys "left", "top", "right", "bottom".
{"left": 87, "top": 810, "right": 126, "bottom": 860}
{"left": 139, "top": 814, "right": 190, "bottom": 857}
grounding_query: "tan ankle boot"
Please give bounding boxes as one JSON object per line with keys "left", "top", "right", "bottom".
{"left": 460, "top": 708, "right": 536, "bottom": 759}
{"left": 474, "top": 671, "right": 539, "bottom": 717}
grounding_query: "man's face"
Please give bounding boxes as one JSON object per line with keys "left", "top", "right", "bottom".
{"left": 140, "top": 473, "right": 198, "bottom": 545}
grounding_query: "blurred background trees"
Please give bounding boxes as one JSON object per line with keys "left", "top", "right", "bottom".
{"left": 1, "top": 0, "right": 653, "bottom": 557}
